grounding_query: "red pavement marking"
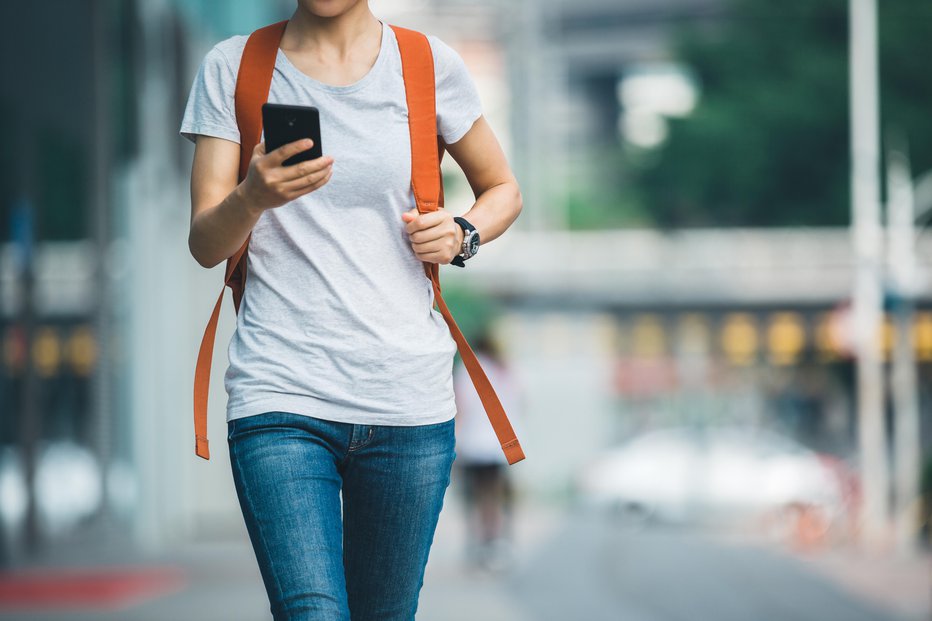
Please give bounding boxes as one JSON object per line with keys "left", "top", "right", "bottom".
{"left": 0, "top": 566, "right": 187, "bottom": 612}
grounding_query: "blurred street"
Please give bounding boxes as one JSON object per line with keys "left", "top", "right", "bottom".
{"left": 1, "top": 485, "right": 928, "bottom": 621}
{"left": 505, "top": 513, "right": 929, "bottom": 621}
{"left": 3, "top": 0, "right": 932, "bottom": 618}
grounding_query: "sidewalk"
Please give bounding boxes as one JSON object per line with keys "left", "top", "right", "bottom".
{"left": 787, "top": 545, "right": 932, "bottom": 621}
{"left": 0, "top": 534, "right": 270, "bottom": 621}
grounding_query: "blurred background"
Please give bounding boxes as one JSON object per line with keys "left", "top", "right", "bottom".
{"left": 1, "top": 0, "right": 931, "bottom": 619}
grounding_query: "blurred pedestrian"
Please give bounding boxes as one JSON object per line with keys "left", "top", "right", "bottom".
{"left": 454, "top": 331, "right": 523, "bottom": 571}
{"left": 180, "top": 1, "right": 522, "bottom": 619}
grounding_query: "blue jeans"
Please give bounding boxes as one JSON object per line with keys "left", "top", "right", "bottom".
{"left": 227, "top": 411, "right": 456, "bottom": 621}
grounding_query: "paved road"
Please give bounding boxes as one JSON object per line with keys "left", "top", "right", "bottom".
{"left": 0, "top": 502, "right": 922, "bottom": 621}
{"left": 504, "top": 512, "right": 907, "bottom": 621}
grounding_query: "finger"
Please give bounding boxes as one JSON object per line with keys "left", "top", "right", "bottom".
{"left": 417, "top": 211, "right": 448, "bottom": 226}
{"left": 401, "top": 208, "right": 419, "bottom": 224}
{"left": 285, "top": 168, "right": 332, "bottom": 200}
{"left": 284, "top": 166, "right": 333, "bottom": 200}
{"left": 413, "top": 250, "right": 447, "bottom": 264}
{"left": 278, "top": 155, "right": 334, "bottom": 183}
{"left": 250, "top": 142, "right": 266, "bottom": 168}
{"left": 408, "top": 220, "right": 452, "bottom": 244}
{"left": 411, "top": 239, "right": 455, "bottom": 257}
{"left": 411, "top": 239, "right": 435, "bottom": 251}
{"left": 280, "top": 163, "right": 333, "bottom": 192}
{"left": 266, "top": 138, "right": 314, "bottom": 166}
{"left": 404, "top": 210, "right": 446, "bottom": 234}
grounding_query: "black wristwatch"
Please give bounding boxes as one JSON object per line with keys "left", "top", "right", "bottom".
{"left": 451, "top": 217, "right": 480, "bottom": 267}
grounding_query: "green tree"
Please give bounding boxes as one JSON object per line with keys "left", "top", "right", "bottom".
{"left": 635, "top": 0, "right": 932, "bottom": 228}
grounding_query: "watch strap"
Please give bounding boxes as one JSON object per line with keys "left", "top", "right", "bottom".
{"left": 453, "top": 216, "right": 475, "bottom": 233}
{"left": 453, "top": 216, "right": 478, "bottom": 265}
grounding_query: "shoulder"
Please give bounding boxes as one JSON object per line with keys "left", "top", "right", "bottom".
{"left": 424, "top": 33, "right": 469, "bottom": 78}
{"left": 424, "top": 33, "right": 458, "bottom": 62}
{"left": 392, "top": 28, "right": 482, "bottom": 142}
{"left": 388, "top": 27, "right": 469, "bottom": 76}
{"left": 202, "top": 34, "right": 250, "bottom": 74}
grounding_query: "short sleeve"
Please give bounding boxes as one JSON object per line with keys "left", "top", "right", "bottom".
{"left": 428, "top": 36, "right": 483, "bottom": 144}
{"left": 179, "top": 43, "right": 241, "bottom": 144}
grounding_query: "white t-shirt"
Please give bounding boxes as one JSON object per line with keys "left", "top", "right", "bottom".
{"left": 179, "top": 20, "right": 483, "bottom": 426}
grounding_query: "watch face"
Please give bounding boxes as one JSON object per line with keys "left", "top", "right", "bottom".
{"left": 467, "top": 233, "right": 480, "bottom": 256}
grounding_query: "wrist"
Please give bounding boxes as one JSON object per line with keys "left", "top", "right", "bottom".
{"left": 233, "top": 183, "right": 265, "bottom": 220}
{"left": 454, "top": 222, "right": 465, "bottom": 253}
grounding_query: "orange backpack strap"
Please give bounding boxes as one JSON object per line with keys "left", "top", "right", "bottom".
{"left": 391, "top": 25, "right": 525, "bottom": 465}
{"left": 192, "top": 20, "right": 288, "bottom": 460}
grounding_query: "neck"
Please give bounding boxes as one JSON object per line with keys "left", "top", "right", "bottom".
{"left": 285, "top": 3, "right": 379, "bottom": 57}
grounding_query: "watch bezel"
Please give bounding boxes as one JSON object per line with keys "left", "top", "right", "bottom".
{"left": 454, "top": 217, "right": 480, "bottom": 262}
{"left": 466, "top": 232, "right": 480, "bottom": 257}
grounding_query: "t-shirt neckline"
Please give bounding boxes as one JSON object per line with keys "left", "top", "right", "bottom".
{"left": 274, "top": 20, "right": 390, "bottom": 94}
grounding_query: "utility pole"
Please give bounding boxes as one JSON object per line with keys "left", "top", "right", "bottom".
{"left": 886, "top": 141, "right": 922, "bottom": 555}
{"left": 508, "top": 0, "right": 546, "bottom": 231}
{"left": 90, "top": 0, "right": 114, "bottom": 526}
{"left": 849, "top": 0, "right": 889, "bottom": 548}
{"left": 12, "top": 42, "right": 41, "bottom": 556}
{"left": 12, "top": 196, "right": 40, "bottom": 557}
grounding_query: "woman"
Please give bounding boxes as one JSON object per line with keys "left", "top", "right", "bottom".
{"left": 179, "top": 0, "right": 522, "bottom": 619}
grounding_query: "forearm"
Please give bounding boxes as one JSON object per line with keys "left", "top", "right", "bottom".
{"left": 459, "top": 180, "right": 523, "bottom": 246}
{"left": 188, "top": 184, "right": 263, "bottom": 269}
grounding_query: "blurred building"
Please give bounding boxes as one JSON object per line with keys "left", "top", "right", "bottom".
{"left": 446, "top": 229, "right": 932, "bottom": 497}
{"left": 0, "top": 0, "right": 296, "bottom": 558}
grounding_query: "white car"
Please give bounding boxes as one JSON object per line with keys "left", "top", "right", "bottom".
{"left": 576, "top": 426, "right": 847, "bottom": 532}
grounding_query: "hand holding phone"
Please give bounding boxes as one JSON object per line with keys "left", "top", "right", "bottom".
{"left": 240, "top": 137, "right": 333, "bottom": 213}
{"left": 236, "top": 103, "right": 331, "bottom": 212}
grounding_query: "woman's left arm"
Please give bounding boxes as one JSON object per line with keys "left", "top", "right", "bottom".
{"left": 403, "top": 115, "right": 523, "bottom": 264}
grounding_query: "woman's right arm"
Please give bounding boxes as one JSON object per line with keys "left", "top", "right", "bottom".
{"left": 188, "top": 136, "right": 333, "bottom": 268}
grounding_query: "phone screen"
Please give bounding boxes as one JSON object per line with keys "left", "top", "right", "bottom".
{"left": 261, "top": 103, "right": 322, "bottom": 166}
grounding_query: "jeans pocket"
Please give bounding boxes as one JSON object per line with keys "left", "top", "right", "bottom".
{"left": 227, "top": 411, "right": 290, "bottom": 443}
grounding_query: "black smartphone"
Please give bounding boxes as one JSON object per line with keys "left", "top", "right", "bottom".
{"left": 261, "top": 103, "right": 322, "bottom": 166}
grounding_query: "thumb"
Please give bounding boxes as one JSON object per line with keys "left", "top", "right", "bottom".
{"left": 401, "top": 209, "right": 418, "bottom": 224}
